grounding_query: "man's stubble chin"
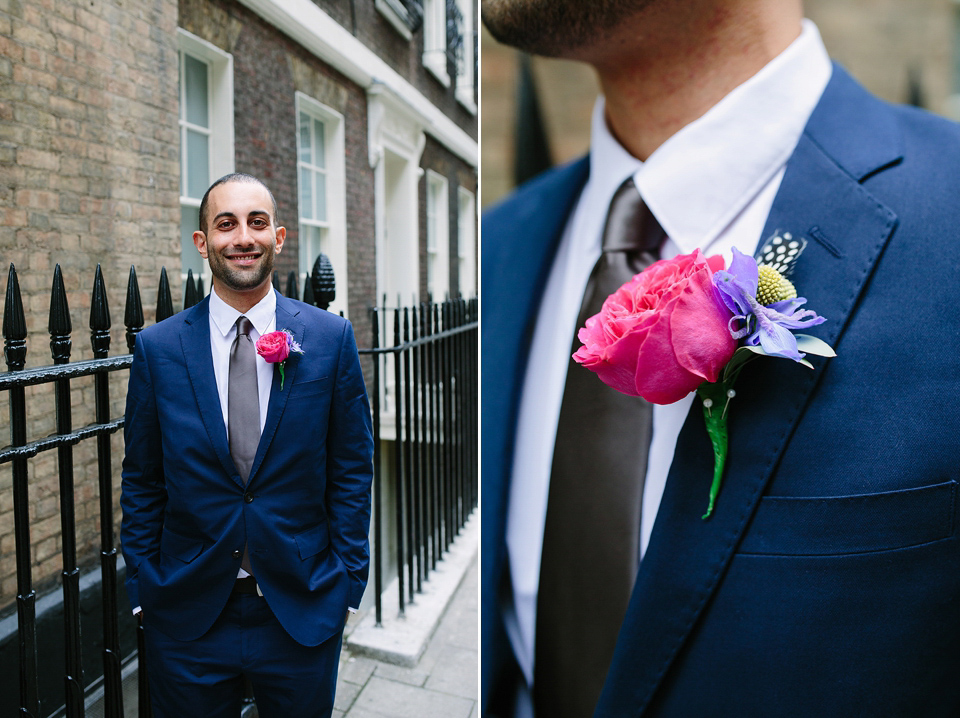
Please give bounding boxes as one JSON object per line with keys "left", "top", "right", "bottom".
{"left": 481, "top": 0, "right": 657, "bottom": 58}
{"left": 209, "top": 251, "right": 275, "bottom": 293}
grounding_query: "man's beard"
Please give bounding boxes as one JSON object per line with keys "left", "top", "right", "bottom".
{"left": 208, "top": 245, "right": 275, "bottom": 293}
{"left": 481, "top": 0, "right": 655, "bottom": 58}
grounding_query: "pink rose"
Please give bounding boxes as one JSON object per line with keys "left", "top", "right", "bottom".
{"left": 573, "top": 250, "right": 736, "bottom": 405}
{"left": 255, "top": 330, "right": 290, "bottom": 364}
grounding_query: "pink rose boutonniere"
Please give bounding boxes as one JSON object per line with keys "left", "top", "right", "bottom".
{"left": 574, "top": 233, "right": 836, "bottom": 518}
{"left": 255, "top": 329, "right": 304, "bottom": 390}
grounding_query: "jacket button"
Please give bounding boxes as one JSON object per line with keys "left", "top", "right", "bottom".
{"left": 232, "top": 550, "right": 241, "bottom": 559}
{"left": 244, "top": 492, "right": 254, "bottom": 503}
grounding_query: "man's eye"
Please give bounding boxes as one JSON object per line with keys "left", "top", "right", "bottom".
{"left": 251, "top": 219, "right": 267, "bottom": 227}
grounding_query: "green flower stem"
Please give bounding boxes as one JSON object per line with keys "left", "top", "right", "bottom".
{"left": 696, "top": 379, "right": 733, "bottom": 520}
{"left": 278, "top": 362, "right": 286, "bottom": 390}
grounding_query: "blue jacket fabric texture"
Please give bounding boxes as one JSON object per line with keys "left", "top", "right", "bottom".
{"left": 121, "top": 291, "right": 373, "bottom": 648}
{"left": 481, "top": 64, "right": 960, "bottom": 717}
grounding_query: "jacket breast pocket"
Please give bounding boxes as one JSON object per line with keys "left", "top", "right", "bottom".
{"left": 289, "top": 376, "right": 330, "bottom": 400}
{"left": 160, "top": 525, "right": 204, "bottom": 563}
{"left": 295, "top": 522, "right": 330, "bottom": 560}
{"left": 738, "top": 480, "right": 957, "bottom": 556}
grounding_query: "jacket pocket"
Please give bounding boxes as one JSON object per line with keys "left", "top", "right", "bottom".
{"left": 739, "top": 480, "right": 957, "bottom": 556}
{"left": 289, "top": 376, "right": 330, "bottom": 400}
{"left": 160, "top": 525, "right": 204, "bottom": 563}
{"left": 294, "top": 522, "right": 331, "bottom": 560}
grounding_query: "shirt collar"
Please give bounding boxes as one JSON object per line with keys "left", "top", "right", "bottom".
{"left": 588, "top": 19, "right": 832, "bottom": 254}
{"left": 208, "top": 285, "right": 277, "bottom": 338}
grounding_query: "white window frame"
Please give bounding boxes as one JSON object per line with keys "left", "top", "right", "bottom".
{"left": 454, "top": 0, "right": 475, "bottom": 113}
{"left": 426, "top": 170, "right": 450, "bottom": 301}
{"left": 177, "top": 29, "right": 234, "bottom": 294}
{"left": 457, "top": 187, "right": 476, "bottom": 297}
{"left": 422, "top": 0, "right": 449, "bottom": 87}
{"left": 296, "top": 92, "right": 348, "bottom": 316}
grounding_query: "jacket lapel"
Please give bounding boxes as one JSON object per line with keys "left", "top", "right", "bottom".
{"left": 247, "top": 293, "right": 304, "bottom": 485}
{"left": 597, "top": 65, "right": 903, "bottom": 715}
{"left": 481, "top": 159, "right": 590, "bottom": 584}
{"left": 180, "top": 297, "right": 240, "bottom": 487}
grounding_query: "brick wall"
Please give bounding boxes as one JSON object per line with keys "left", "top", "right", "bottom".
{"left": 0, "top": 0, "right": 180, "bottom": 609}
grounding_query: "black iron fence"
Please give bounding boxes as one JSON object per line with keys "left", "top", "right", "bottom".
{"left": 0, "top": 262, "right": 478, "bottom": 717}
{"left": 363, "top": 297, "right": 478, "bottom": 626}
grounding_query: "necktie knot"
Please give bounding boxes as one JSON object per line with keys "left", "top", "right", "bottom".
{"left": 601, "top": 177, "right": 664, "bottom": 257}
{"left": 236, "top": 316, "right": 254, "bottom": 338}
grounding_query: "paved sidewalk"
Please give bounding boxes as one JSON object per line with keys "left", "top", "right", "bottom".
{"left": 333, "top": 553, "right": 478, "bottom": 718}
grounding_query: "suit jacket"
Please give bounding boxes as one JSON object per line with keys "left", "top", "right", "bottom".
{"left": 482, "top": 64, "right": 960, "bottom": 717}
{"left": 121, "top": 291, "right": 373, "bottom": 648}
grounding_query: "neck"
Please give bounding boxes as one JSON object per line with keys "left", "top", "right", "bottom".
{"left": 213, "top": 280, "right": 272, "bottom": 314}
{"left": 580, "top": 1, "right": 803, "bottom": 161}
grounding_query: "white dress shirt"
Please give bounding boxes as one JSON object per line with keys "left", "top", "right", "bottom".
{"left": 504, "top": 19, "right": 833, "bottom": 710}
{"left": 208, "top": 286, "right": 277, "bottom": 578}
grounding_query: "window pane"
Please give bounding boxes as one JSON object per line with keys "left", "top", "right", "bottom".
{"left": 181, "top": 205, "right": 205, "bottom": 276}
{"left": 314, "top": 171, "right": 327, "bottom": 222}
{"left": 186, "top": 129, "right": 209, "bottom": 199}
{"left": 300, "top": 167, "right": 313, "bottom": 220}
{"left": 184, "top": 55, "right": 209, "bottom": 127}
{"left": 299, "top": 112, "right": 311, "bottom": 164}
{"left": 314, "top": 118, "right": 326, "bottom": 168}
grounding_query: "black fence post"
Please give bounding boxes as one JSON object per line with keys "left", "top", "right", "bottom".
{"left": 49, "top": 265, "right": 86, "bottom": 717}
{"left": 392, "top": 302, "right": 405, "bottom": 615}
{"left": 184, "top": 268, "right": 199, "bottom": 309}
{"left": 124, "top": 265, "right": 144, "bottom": 353}
{"left": 156, "top": 267, "right": 174, "bottom": 323}
{"left": 370, "top": 306, "right": 382, "bottom": 626}
{"left": 90, "top": 265, "right": 124, "bottom": 718}
{"left": 402, "top": 306, "right": 415, "bottom": 603}
{"left": 4, "top": 264, "right": 40, "bottom": 718}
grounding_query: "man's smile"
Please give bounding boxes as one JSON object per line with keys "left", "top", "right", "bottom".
{"left": 225, "top": 251, "right": 263, "bottom": 266}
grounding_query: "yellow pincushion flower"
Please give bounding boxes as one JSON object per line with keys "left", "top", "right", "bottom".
{"left": 756, "top": 265, "right": 797, "bottom": 305}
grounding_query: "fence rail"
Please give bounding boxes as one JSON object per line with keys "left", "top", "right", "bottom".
{"left": 0, "top": 262, "right": 477, "bottom": 717}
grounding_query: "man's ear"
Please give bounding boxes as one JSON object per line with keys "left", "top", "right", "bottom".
{"left": 274, "top": 226, "right": 286, "bottom": 254}
{"left": 193, "top": 230, "right": 208, "bottom": 258}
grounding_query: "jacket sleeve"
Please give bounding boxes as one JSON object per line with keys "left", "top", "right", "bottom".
{"left": 120, "top": 332, "right": 167, "bottom": 611}
{"left": 325, "top": 320, "right": 374, "bottom": 609}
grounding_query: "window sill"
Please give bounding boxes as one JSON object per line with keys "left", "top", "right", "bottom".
{"left": 455, "top": 86, "right": 476, "bottom": 115}
{"left": 423, "top": 52, "right": 450, "bottom": 88}
{"left": 375, "top": 0, "right": 413, "bottom": 40}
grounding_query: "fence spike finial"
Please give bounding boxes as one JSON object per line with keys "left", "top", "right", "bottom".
{"left": 197, "top": 275, "right": 205, "bottom": 299}
{"left": 311, "top": 253, "right": 336, "bottom": 310}
{"left": 184, "top": 268, "right": 198, "bottom": 309}
{"left": 156, "top": 267, "right": 174, "bottom": 323}
{"left": 125, "top": 264, "right": 144, "bottom": 353}
{"left": 48, "top": 264, "right": 72, "bottom": 364}
{"left": 286, "top": 270, "right": 299, "bottom": 300}
{"left": 303, "top": 274, "right": 315, "bottom": 307}
{"left": 3, "top": 263, "right": 27, "bottom": 370}
{"left": 272, "top": 270, "right": 280, "bottom": 292}
{"left": 90, "top": 264, "right": 111, "bottom": 358}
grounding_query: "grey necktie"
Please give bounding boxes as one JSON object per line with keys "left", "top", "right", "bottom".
{"left": 534, "top": 178, "right": 663, "bottom": 718}
{"left": 229, "top": 316, "right": 260, "bottom": 575}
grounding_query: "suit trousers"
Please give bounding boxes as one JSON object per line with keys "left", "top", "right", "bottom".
{"left": 143, "top": 591, "right": 344, "bottom": 718}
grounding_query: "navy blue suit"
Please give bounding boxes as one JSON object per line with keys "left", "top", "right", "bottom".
{"left": 121, "top": 292, "right": 373, "bottom": 701}
{"left": 482, "top": 65, "right": 960, "bottom": 717}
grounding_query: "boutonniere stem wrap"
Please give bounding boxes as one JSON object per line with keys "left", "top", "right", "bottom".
{"left": 574, "top": 236, "right": 836, "bottom": 519}
{"left": 255, "top": 329, "right": 304, "bottom": 390}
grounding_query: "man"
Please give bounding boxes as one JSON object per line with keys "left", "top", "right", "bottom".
{"left": 481, "top": 1, "right": 960, "bottom": 717}
{"left": 121, "top": 173, "right": 373, "bottom": 717}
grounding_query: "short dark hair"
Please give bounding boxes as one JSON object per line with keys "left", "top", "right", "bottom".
{"left": 198, "top": 172, "right": 279, "bottom": 233}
